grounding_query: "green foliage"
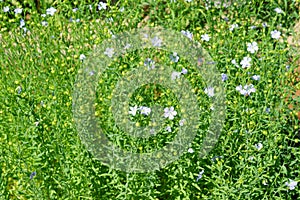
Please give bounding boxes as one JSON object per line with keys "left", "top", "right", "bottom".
{"left": 0, "top": 0, "right": 299, "bottom": 199}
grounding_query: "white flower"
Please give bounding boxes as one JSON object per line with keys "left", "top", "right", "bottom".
{"left": 229, "top": 24, "right": 238, "bottom": 31}
{"left": 231, "top": 59, "right": 239, "bottom": 67}
{"left": 41, "top": 21, "right": 48, "bottom": 26}
{"left": 204, "top": 87, "right": 214, "bottom": 97}
{"left": 271, "top": 30, "right": 281, "bottom": 39}
{"left": 170, "top": 52, "right": 179, "bottom": 63}
{"left": 181, "top": 68, "right": 188, "bottom": 74}
{"left": 151, "top": 36, "right": 162, "bottom": 47}
{"left": 188, "top": 148, "right": 194, "bottom": 153}
{"left": 247, "top": 42, "right": 259, "bottom": 53}
{"left": 139, "top": 106, "right": 151, "bottom": 116}
{"left": 20, "top": 19, "right": 25, "bottom": 28}
{"left": 144, "top": 58, "right": 155, "bottom": 70}
{"left": 179, "top": 119, "right": 185, "bottom": 126}
{"left": 129, "top": 105, "right": 138, "bottom": 116}
{"left": 236, "top": 84, "right": 256, "bottom": 96}
{"left": 104, "top": 48, "right": 114, "bottom": 58}
{"left": 98, "top": 2, "right": 107, "bottom": 10}
{"left": 181, "top": 30, "right": 193, "bottom": 40}
{"left": 119, "top": 7, "right": 124, "bottom": 12}
{"left": 201, "top": 34, "right": 210, "bottom": 42}
{"left": 165, "top": 126, "right": 172, "bottom": 132}
{"left": 14, "top": 8, "right": 22, "bottom": 14}
{"left": 251, "top": 75, "right": 260, "bottom": 81}
{"left": 285, "top": 179, "right": 297, "bottom": 190}
{"left": 254, "top": 142, "right": 263, "bottom": 151}
{"left": 41, "top": 14, "right": 46, "bottom": 17}
{"left": 73, "top": 8, "right": 78, "bottom": 12}
{"left": 274, "top": 7, "right": 283, "bottom": 14}
{"left": 171, "top": 71, "right": 181, "bottom": 80}
{"left": 79, "top": 54, "right": 86, "bottom": 60}
{"left": 185, "top": 0, "right": 192, "bottom": 2}
{"left": 3, "top": 6, "right": 9, "bottom": 12}
{"left": 240, "top": 56, "right": 252, "bottom": 68}
{"left": 164, "top": 106, "right": 177, "bottom": 120}
{"left": 196, "top": 170, "right": 204, "bottom": 182}
{"left": 75, "top": 19, "right": 80, "bottom": 23}
{"left": 46, "top": 7, "right": 57, "bottom": 16}
{"left": 34, "top": 121, "right": 40, "bottom": 126}
{"left": 262, "top": 180, "right": 268, "bottom": 186}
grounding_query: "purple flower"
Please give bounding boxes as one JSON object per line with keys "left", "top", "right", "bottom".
{"left": 30, "top": 171, "right": 36, "bottom": 179}
{"left": 221, "top": 73, "right": 228, "bottom": 81}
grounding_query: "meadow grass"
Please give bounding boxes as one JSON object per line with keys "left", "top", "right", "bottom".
{"left": 0, "top": 0, "right": 299, "bottom": 199}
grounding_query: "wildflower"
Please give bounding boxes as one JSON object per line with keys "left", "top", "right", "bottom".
{"left": 72, "top": 8, "right": 78, "bottom": 12}
{"left": 286, "top": 65, "right": 290, "bottom": 70}
{"left": 229, "top": 24, "right": 238, "bottom": 31}
{"left": 262, "top": 180, "right": 268, "bottom": 186}
{"left": 211, "top": 156, "right": 223, "bottom": 162}
{"left": 30, "top": 171, "right": 36, "bottom": 180}
{"left": 240, "top": 56, "right": 252, "bottom": 68}
{"left": 124, "top": 43, "right": 131, "bottom": 50}
{"left": 129, "top": 106, "right": 138, "bottom": 116}
{"left": 20, "top": 19, "right": 25, "bottom": 28}
{"left": 201, "top": 34, "right": 210, "bottom": 42}
{"left": 164, "top": 106, "right": 177, "bottom": 120}
{"left": 75, "top": 19, "right": 80, "bottom": 23}
{"left": 46, "top": 7, "right": 57, "bottom": 16}
{"left": 285, "top": 179, "right": 297, "bottom": 190}
{"left": 231, "top": 59, "right": 239, "bottom": 67}
{"left": 262, "top": 22, "right": 268, "bottom": 27}
{"left": 247, "top": 42, "right": 258, "bottom": 53}
{"left": 98, "top": 2, "right": 107, "bottom": 10}
{"left": 221, "top": 73, "right": 228, "bottom": 81}
{"left": 196, "top": 170, "right": 204, "bottom": 182}
{"left": 188, "top": 148, "right": 194, "bottom": 153}
{"left": 104, "top": 48, "right": 114, "bottom": 58}
{"left": 171, "top": 71, "right": 181, "bottom": 80}
{"left": 165, "top": 126, "right": 172, "bottom": 132}
{"left": 144, "top": 58, "right": 155, "bottom": 70}
{"left": 236, "top": 84, "right": 256, "bottom": 96}
{"left": 89, "top": 71, "right": 95, "bottom": 76}
{"left": 265, "top": 107, "right": 270, "bottom": 113}
{"left": 170, "top": 52, "right": 179, "bottom": 63}
{"left": 41, "top": 21, "right": 48, "bottom": 26}
{"left": 185, "top": 0, "right": 192, "bottom": 2}
{"left": 179, "top": 119, "right": 185, "bottom": 126}
{"left": 14, "top": 8, "right": 22, "bottom": 14}
{"left": 16, "top": 86, "right": 22, "bottom": 94}
{"left": 79, "top": 54, "right": 86, "bottom": 60}
{"left": 271, "top": 30, "right": 281, "bottom": 39}
{"left": 41, "top": 14, "right": 46, "bottom": 17}
{"left": 181, "top": 30, "right": 193, "bottom": 40}
{"left": 251, "top": 75, "right": 260, "bottom": 81}
{"left": 274, "top": 7, "right": 283, "bottom": 14}
{"left": 250, "top": 26, "right": 257, "bottom": 29}
{"left": 119, "top": 7, "right": 124, "bottom": 12}
{"left": 254, "top": 142, "right": 263, "bottom": 151}
{"left": 34, "top": 121, "right": 40, "bottom": 126}
{"left": 151, "top": 36, "right": 162, "bottom": 47}
{"left": 139, "top": 106, "right": 151, "bottom": 116}
{"left": 89, "top": 5, "right": 93, "bottom": 10}
{"left": 204, "top": 87, "right": 214, "bottom": 97}
{"left": 181, "top": 68, "right": 188, "bottom": 74}
{"left": 3, "top": 6, "right": 9, "bottom": 12}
